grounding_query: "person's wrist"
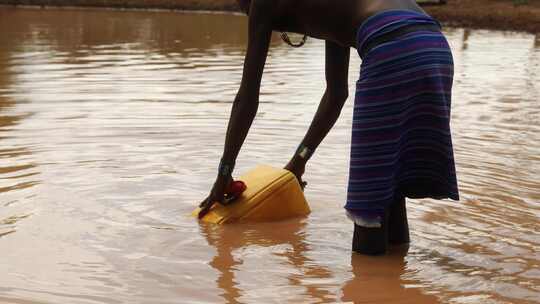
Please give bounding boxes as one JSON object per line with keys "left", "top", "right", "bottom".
{"left": 290, "top": 155, "right": 307, "bottom": 167}
{"left": 295, "top": 144, "right": 314, "bottom": 162}
{"left": 217, "top": 158, "right": 235, "bottom": 177}
{"left": 286, "top": 156, "right": 306, "bottom": 175}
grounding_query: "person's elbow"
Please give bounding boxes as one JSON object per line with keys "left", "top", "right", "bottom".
{"left": 327, "top": 87, "right": 349, "bottom": 104}
{"left": 233, "top": 92, "right": 259, "bottom": 114}
{"left": 326, "top": 87, "right": 349, "bottom": 115}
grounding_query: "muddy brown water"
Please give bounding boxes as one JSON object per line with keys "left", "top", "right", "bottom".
{"left": 0, "top": 7, "right": 539, "bottom": 304}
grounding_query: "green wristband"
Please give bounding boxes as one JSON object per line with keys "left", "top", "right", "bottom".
{"left": 295, "top": 144, "right": 314, "bottom": 161}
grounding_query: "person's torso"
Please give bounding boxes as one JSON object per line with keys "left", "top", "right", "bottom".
{"left": 269, "top": 0, "right": 427, "bottom": 48}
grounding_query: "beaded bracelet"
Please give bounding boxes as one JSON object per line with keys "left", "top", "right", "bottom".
{"left": 218, "top": 158, "right": 235, "bottom": 176}
{"left": 280, "top": 32, "right": 308, "bottom": 48}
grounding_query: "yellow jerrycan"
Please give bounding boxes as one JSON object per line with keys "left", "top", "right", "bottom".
{"left": 192, "top": 165, "right": 310, "bottom": 224}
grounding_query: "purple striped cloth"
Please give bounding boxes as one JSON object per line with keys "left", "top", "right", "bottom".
{"left": 346, "top": 10, "right": 459, "bottom": 227}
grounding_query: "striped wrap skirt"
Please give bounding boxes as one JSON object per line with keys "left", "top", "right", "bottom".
{"left": 346, "top": 10, "right": 459, "bottom": 227}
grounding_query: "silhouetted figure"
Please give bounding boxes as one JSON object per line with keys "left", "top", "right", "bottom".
{"left": 200, "top": 0, "right": 459, "bottom": 255}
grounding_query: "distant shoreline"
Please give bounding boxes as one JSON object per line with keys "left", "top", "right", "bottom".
{"left": 0, "top": 0, "right": 539, "bottom": 33}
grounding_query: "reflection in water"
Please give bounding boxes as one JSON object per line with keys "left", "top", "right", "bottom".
{"left": 0, "top": 7, "right": 539, "bottom": 304}
{"left": 201, "top": 219, "right": 334, "bottom": 303}
{"left": 342, "top": 247, "right": 440, "bottom": 304}
{"left": 0, "top": 31, "right": 40, "bottom": 238}
{"left": 461, "top": 29, "right": 471, "bottom": 51}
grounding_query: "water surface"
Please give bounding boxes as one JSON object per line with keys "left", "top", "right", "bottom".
{"left": 0, "top": 7, "right": 539, "bottom": 304}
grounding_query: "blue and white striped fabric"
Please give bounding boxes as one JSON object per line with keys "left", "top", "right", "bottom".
{"left": 346, "top": 10, "right": 459, "bottom": 226}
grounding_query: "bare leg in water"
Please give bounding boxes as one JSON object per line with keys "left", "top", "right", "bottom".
{"left": 388, "top": 197, "right": 410, "bottom": 245}
{"left": 352, "top": 197, "right": 410, "bottom": 255}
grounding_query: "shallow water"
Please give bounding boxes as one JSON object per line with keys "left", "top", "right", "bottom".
{"left": 0, "top": 7, "right": 539, "bottom": 304}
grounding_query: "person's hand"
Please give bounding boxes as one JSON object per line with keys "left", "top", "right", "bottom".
{"left": 198, "top": 174, "right": 233, "bottom": 219}
{"left": 285, "top": 158, "right": 307, "bottom": 190}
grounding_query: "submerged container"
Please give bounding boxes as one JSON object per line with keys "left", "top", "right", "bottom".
{"left": 192, "top": 165, "right": 310, "bottom": 224}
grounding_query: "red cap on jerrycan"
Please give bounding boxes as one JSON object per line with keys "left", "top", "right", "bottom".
{"left": 224, "top": 180, "right": 247, "bottom": 204}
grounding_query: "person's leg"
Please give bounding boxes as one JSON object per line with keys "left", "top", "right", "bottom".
{"left": 351, "top": 196, "right": 409, "bottom": 255}
{"left": 349, "top": 10, "right": 458, "bottom": 256}
{"left": 388, "top": 196, "right": 410, "bottom": 245}
{"left": 352, "top": 210, "right": 388, "bottom": 255}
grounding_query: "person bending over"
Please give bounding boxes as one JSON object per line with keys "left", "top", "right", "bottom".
{"left": 199, "top": 0, "right": 459, "bottom": 255}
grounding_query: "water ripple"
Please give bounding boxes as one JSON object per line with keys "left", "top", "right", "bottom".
{"left": 0, "top": 8, "right": 538, "bottom": 304}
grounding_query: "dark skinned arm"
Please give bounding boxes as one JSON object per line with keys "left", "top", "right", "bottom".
{"left": 285, "top": 40, "right": 350, "bottom": 182}
{"left": 199, "top": 1, "right": 273, "bottom": 217}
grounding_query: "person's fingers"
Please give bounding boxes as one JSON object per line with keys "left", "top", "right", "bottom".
{"left": 198, "top": 200, "right": 214, "bottom": 219}
{"left": 198, "top": 175, "right": 235, "bottom": 219}
{"left": 199, "top": 196, "right": 210, "bottom": 208}
{"left": 300, "top": 181, "right": 307, "bottom": 191}
{"left": 198, "top": 193, "right": 216, "bottom": 219}
{"left": 222, "top": 194, "right": 238, "bottom": 205}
